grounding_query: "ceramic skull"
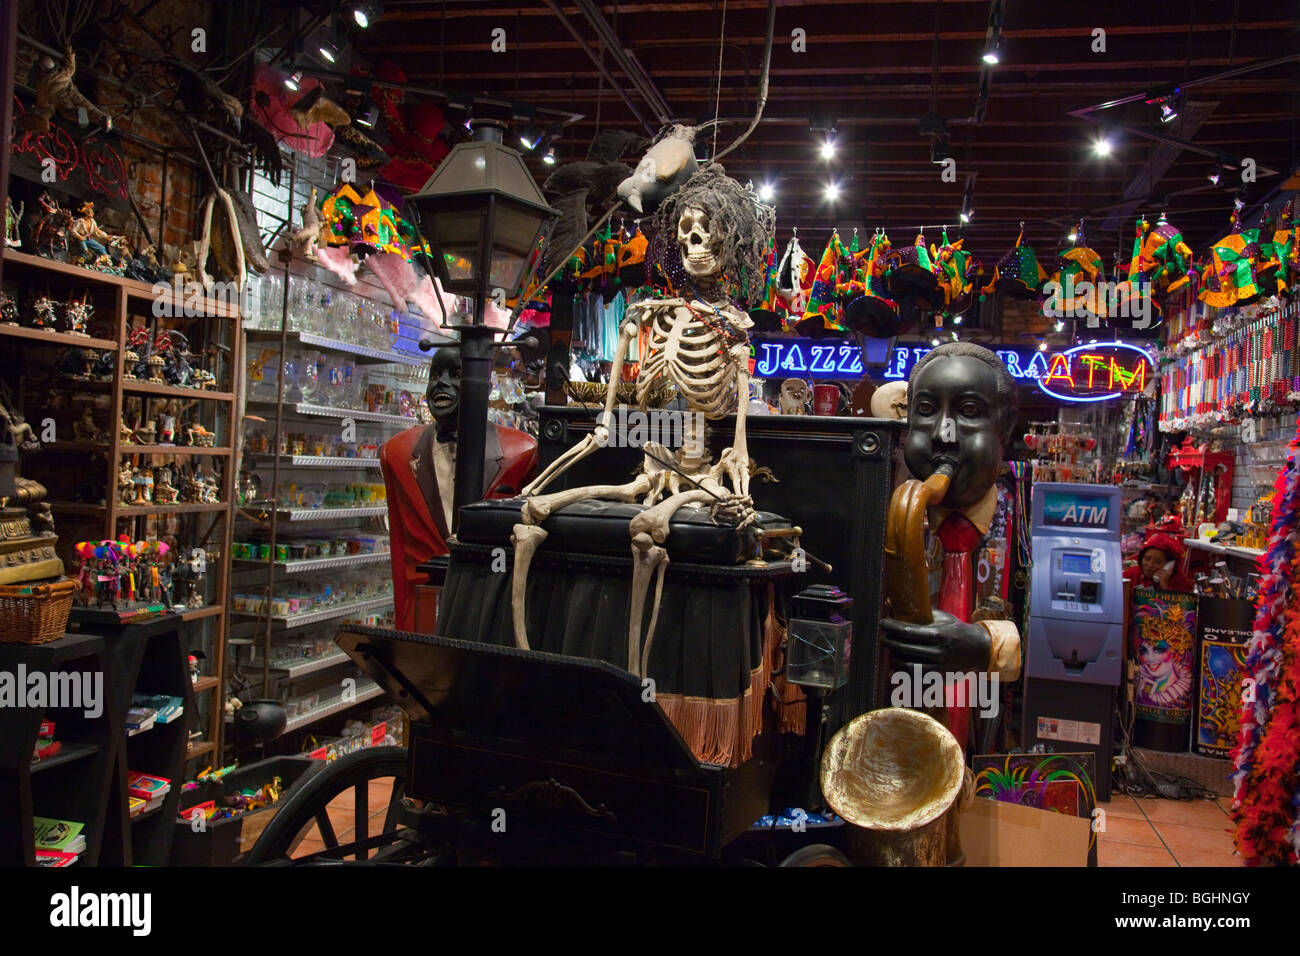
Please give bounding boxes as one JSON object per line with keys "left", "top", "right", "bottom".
{"left": 779, "top": 378, "right": 810, "bottom": 414}
{"left": 678, "top": 205, "right": 721, "bottom": 279}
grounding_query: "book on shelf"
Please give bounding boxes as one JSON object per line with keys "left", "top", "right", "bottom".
{"left": 132, "top": 694, "right": 184, "bottom": 725}
{"left": 35, "top": 850, "right": 79, "bottom": 867}
{"left": 33, "top": 817, "right": 86, "bottom": 855}
{"left": 128, "top": 796, "right": 146, "bottom": 818}
{"left": 125, "top": 707, "right": 157, "bottom": 735}
{"left": 126, "top": 771, "right": 171, "bottom": 802}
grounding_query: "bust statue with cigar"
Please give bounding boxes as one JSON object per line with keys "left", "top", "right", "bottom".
{"left": 881, "top": 342, "right": 1021, "bottom": 750}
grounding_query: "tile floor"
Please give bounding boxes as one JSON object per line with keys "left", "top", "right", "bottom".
{"left": 292, "top": 777, "right": 398, "bottom": 859}
{"left": 1097, "top": 793, "right": 1241, "bottom": 866}
{"left": 289, "top": 778, "right": 1242, "bottom": 866}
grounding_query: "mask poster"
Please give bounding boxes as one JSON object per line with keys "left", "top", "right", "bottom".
{"left": 1131, "top": 589, "right": 1197, "bottom": 751}
{"left": 1194, "top": 597, "right": 1252, "bottom": 757}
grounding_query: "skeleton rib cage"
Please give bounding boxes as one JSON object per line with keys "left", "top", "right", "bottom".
{"left": 631, "top": 299, "right": 744, "bottom": 419}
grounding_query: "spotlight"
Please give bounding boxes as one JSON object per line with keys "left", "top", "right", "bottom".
{"left": 758, "top": 183, "right": 775, "bottom": 202}
{"left": 1038, "top": 341, "right": 1048, "bottom": 351}
{"left": 1093, "top": 135, "right": 1112, "bottom": 156}
{"left": 351, "top": 2, "right": 382, "bottom": 28}
{"left": 518, "top": 126, "right": 541, "bottom": 151}
{"left": 824, "top": 182, "right": 840, "bottom": 202}
{"left": 959, "top": 211, "right": 971, "bottom": 224}
{"left": 930, "top": 338, "right": 941, "bottom": 347}
{"left": 356, "top": 100, "right": 378, "bottom": 128}
{"left": 820, "top": 136, "right": 836, "bottom": 160}
{"left": 1159, "top": 101, "right": 1178, "bottom": 123}
{"left": 1068, "top": 231, "right": 1078, "bottom": 242}
{"left": 542, "top": 146, "right": 556, "bottom": 165}
{"left": 319, "top": 41, "right": 339, "bottom": 63}
{"left": 982, "top": 46, "right": 1000, "bottom": 65}
{"left": 284, "top": 70, "right": 303, "bottom": 92}
{"left": 1208, "top": 165, "right": 1222, "bottom": 186}
{"left": 953, "top": 314, "right": 963, "bottom": 325}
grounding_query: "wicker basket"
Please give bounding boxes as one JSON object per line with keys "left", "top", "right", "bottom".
{"left": 0, "top": 579, "right": 78, "bottom": 645}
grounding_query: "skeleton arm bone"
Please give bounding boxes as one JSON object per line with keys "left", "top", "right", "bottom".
{"left": 719, "top": 344, "right": 752, "bottom": 497}
{"left": 520, "top": 314, "right": 640, "bottom": 497}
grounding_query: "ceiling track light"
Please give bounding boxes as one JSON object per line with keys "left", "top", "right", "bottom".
{"left": 1093, "top": 133, "right": 1113, "bottom": 156}
{"left": 824, "top": 182, "right": 840, "bottom": 202}
{"left": 959, "top": 211, "right": 971, "bottom": 224}
{"left": 319, "top": 41, "right": 339, "bottom": 64}
{"left": 284, "top": 69, "right": 303, "bottom": 92}
{"left": 982, "top": 44, "right": 1000, "bottom": 65}
{"left": 758, "top": 182, "right": 775, "bottom": 202}
{"left": 351, "top": 2, "right": 383, "bottom": 29}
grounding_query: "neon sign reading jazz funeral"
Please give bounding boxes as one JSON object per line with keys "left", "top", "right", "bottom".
{"left": 750, "top": 338, "right": 1153, "bottom": 404}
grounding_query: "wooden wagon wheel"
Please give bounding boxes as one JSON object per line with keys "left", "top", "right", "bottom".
{"left": 244, "top": 746, "right": 423, "bottom": 865}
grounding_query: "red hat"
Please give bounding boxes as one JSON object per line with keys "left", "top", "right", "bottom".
{"left": 1139, "top": 531, "right": 1184, "bottom": 561}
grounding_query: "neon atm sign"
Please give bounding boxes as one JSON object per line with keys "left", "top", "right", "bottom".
{"left": 1036, "top": 342, "right": 1154, "bottom": 403}
{"left": 749, "top": 338, "right": 1152, "bottom": 404}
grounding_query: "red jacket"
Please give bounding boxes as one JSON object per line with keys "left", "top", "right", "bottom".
{"left": 380, "top": 423, "right": 537, "bottom": 630}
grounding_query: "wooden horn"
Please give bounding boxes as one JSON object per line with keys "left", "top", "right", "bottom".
{"left": 883, "top": 465, "right": 952, "bottom": 625}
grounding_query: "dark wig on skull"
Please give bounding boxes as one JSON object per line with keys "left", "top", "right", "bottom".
{"left": 649, "top": 163, "right": 775, "bottom": 307}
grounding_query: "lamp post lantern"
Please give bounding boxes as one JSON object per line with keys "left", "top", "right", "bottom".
{"left": 409, "top": 119, "right": 557, "bottom": 531}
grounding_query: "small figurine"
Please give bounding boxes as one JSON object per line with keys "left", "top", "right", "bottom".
{"left": 62, "top": 293, "right": 92, "bottom": 336}
{"left": 146, "top": 353, "right": 166, "bottom": 384}
{"left": 192, "top": 368, "right": 217, "bottom": 390}
{"left": 153, "top": 466, "right": 178, "bottom": 504}
{"left": 18, "top": 45, "right": 113, "bottom": 136}
{"left": 132, "top": 465, "right": 154, "bottom": 504}
{"left": 1, "top": 291, "right": 19, "bottom": 326}
{"left": 30, "top": 192, "right": 70, "bottom": 258}
{"left": 119, "top": 418, "right": 136, "bottom": 446}
{"left": 4, "top": 196, "right": 22, "bottom": 248}
{"left": 186, "top": 423, "right": 216, "bottom": 447}
{"left": 189, "top": 655, "right": 200, "bottom": 684}
{"left": 156, "top": 403, "right": 177, "bottom": 444}
{"left": 134, "top": 417, "right": 156, "bottom": 445}
{"left": 30, "top": 295, "right": 58, "bottom": 330}
{"left": 73, "top": 406, "right": 101, "bottom": 441}
{"left": 69, "top": 201, "right": 126, "bottom": 265}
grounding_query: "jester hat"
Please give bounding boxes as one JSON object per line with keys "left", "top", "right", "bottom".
{"left": 775, "top": 232, "right": 814, "bottom": 317}
{"left": 1139, "top": 212, "right": 1194, "bottom": 297}
{"left": 1111, "top": 216, "right": 1160, "bottom": 320}
{"left": 886, "top": 231, "right": 942, "bottom": 313}
{"left": 1251, "top": 205, "right": 1284, "bottom": 296}
{"left": 841, "top": 230, "right": 903, "bottom": 338}
{"left": 1199, "top": 199, "right": 1263, "bottom": 309}
{"left": 1270, "top": 200, "right": 1299, "bottom": 294}
{"left": 795, "top": 230, "right": 850, "bottom": 337}
{"left": 1050, "top": 220, "right": 1107, "bottom": 320}
{"left": 930, "top": 228, "right": 978, "bottom": 315}
{"left": 981, "top": 224, "right": 1046, "bottom": 299}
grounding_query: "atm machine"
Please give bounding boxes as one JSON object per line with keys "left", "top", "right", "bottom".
{"left": 1022, "top": 482, "right": 1125, "bottom": 799}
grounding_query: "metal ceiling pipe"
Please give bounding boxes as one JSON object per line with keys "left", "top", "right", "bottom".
{"left": 572, "top": 0, "right": 673, "bottom": 125}
{"left": 540, "top": 0, "right": 657, "bottom": 135}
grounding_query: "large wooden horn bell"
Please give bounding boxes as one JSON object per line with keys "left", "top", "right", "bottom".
{"left": 820, "top": 708, "right": 964, "bottom": 866}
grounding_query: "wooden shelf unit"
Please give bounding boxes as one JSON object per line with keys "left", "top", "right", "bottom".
{"left": 0, "top": 251, "right": 239, "bottom": 771}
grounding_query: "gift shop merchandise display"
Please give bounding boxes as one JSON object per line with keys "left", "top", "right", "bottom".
{"left": 2, "top": 0, "right": 1299, "bottom": 885}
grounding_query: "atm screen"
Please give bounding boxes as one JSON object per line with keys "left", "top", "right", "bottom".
{"left": 1042, "top": 491, "right": 1111, "bottom": 528}
{"left": 1061, "top": 553, "right": 1091, "bottom": 574}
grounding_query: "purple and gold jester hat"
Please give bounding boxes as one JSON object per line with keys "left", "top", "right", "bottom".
{"left": 1138, "top": 212, "right": 1194, "bottom": 297}
{"left": 930, "top": 227, "right": 977, "bottom": 315}
{"left": 841, "top": 229, "right": 903, "bottom": 337}
{"left": 1199, "top": 199, "right": 1263, "bottom": 309}
{"left": 795, "top": 229, "right": 850, "bottom": 337}
{"left": 1051, "top": 220, "right": 1107, "bottom": 320}
{"left": 887, "top": 230, "right": 942, "bottom": 313}
{"left": 981, "top": 223, "right": 1046, "bottom": 299}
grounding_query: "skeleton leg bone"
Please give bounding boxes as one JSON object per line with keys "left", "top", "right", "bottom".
{"left": 628, "top": 532, "right": 669, "bottom": 677}
{"left": 511, "top": 474, "right": 653, "bottom": 650}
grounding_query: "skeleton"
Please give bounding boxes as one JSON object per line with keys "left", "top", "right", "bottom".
{"left": 510, "top": 185, "right": 771, "bottom": 676}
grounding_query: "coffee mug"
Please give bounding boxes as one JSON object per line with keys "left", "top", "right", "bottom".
{"left": 813, "top": 384, "right": 840, "bottom": 416}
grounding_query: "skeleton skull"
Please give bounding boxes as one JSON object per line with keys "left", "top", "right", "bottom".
{"left": 678, "top": 206, "right": 721, "bottom": 279}
{"left": 779, "top": 378, "right": 810, "bottom": 415}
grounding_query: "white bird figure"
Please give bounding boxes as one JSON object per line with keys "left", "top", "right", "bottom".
{"left": 616, "top": 124, "right": 699, "bottom": 215}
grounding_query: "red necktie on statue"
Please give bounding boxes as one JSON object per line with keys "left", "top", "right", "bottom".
{"left": 936, "top": 511, "right": 983, "bottom": 750}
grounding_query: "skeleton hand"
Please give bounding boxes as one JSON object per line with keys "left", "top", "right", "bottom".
{"left": 716, "top": 446, "right": 751, "bottom": 498}
{"left": 709, "top": 492, "right": 756, "bottom": 528}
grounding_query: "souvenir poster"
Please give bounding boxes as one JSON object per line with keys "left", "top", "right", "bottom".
{"left": 1195, "top": 597, "right": 1252, "bottom": 757}
{"left": 1131, "top": 589, "right": 1197, "bottom": 750}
